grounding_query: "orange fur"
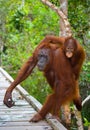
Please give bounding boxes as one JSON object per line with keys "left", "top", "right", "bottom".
{"left": 4, "top": 36, "right": 85, "bottom": 123}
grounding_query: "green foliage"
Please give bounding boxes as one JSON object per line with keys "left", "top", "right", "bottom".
{"left": 80, "top": 62, "right": 90, "bottom": 88}
{"left": 68, "top": 0, "right": 90, "bottom": 38}
{"left": 9, "top": 8, "right": 26, "bottom": 32}
{"left": 82, "top": 99, "right": 90, "bottom": 124}
{"left": 79, "top": 33, "right": 90, "bottom": 99}
{"left": 84, "top": 118, "right": 90, "bottom": 127}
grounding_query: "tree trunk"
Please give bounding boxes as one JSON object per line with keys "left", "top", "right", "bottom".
{"left": 59, "top": 0, "right": 68, "bottom": 36}
{"left": 41, "top": 0, "right": 72, "bottom": 37}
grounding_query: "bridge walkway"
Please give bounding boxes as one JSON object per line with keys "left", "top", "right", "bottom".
{"left": 0, "top": 67, "right": 67, "bottom": 130}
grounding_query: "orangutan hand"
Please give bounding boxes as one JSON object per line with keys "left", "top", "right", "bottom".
{"left": 3, "top": 91, "right": 14, "bottom": 108}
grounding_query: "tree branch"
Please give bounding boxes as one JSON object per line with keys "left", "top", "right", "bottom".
{"left": 41, "top": 0, "right": 72, "bottom": 36}
{"left": 82, "top": 95, "right": 90, "bottom": 106}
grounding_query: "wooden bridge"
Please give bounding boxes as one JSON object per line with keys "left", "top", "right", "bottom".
{"left": 0, "top": 67, "right": 67, "bottom": 130}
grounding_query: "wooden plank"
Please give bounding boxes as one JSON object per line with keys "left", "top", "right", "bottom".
{"left": 0, "top": 126, "right": 52, "bottom": 130}
{"left": 0, "top": 105, "right": 32, "bottom": 109}
{"left": 0, "top": 79, "right": 8, "bottom": 82}
{"left": 0, "top": 113, "right": 36, "bottom": 122}
{"left": 0, "top": 82, "right": 10, "bottom": 87}
{"left": 0, "top": 121, "right": 49, "bottom": 127}
{"left": 0, "top": 110, "right": 36, "bottom": 115}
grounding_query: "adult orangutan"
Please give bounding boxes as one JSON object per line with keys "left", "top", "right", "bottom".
{"left": 3, "top": 36, "right": 85, "bottom": 123}
{"left": 40, "top": 35, "right": 85, "bottom": 117}
{"left": 40, "top": 35, "right": 85, "bottom": 123}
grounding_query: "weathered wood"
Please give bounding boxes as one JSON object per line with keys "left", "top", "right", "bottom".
{"left": 0, "top": 67, "right": 67, "bottom": 130}
{"left": 0, "top": 121, "right": 49, "bottom": 127}
{"left": 0, "top": 105, "right": 32, "bottom": 109}
{"left": 0, "top": 126, "right": 52, "bottom": 130}
{"left": 0, "top": 109, "right": 36, "bottom": 115}
{"left": 0, "top": 82, "right": 10, "bottom": 87}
